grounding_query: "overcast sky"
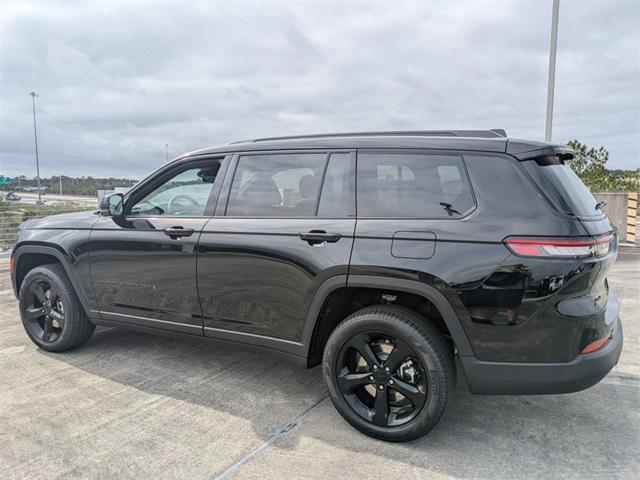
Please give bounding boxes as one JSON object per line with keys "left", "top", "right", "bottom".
{"left": 1, "top": 0, "right": 638, "bottom": 179}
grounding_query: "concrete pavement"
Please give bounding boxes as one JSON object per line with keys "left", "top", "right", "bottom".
{"left": 1, "top": 249, "right": 638, "bottom": 479}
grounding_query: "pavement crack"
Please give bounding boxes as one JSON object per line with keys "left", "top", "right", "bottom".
{"left": 212, "top": 396, "right": 328, "bottom": 480}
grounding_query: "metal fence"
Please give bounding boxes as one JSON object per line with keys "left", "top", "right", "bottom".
{"left": 0, "top": 202, "right": 96, "bottom": 252}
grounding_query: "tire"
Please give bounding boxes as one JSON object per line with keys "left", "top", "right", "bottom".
{"left": 19, "top": 264, "right": 95, "bottom": 352}
{"left": 323, "top": 305, "right": 454, "bottom": 442}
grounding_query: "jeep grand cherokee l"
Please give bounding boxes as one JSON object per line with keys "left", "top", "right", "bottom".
{"left": 11, "top": 130, "right": 622, "bottom": 441}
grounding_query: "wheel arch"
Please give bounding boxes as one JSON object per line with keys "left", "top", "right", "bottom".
{"left": 12, "top": 244, "right": 93, "bottom": 315}
{"left": 302, "top": 275, "right": 474, "bottom": 367}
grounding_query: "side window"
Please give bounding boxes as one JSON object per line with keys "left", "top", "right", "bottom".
{"left": 317, "top": 153, "right": 354, "bottom": 217}
{"left": 226, "top": 153, "right": 326, "bottom": 217}
{"left": 357, "top": 153, "right": 474, "bottom": 218}
{"left": 129, "top": 160, "right": 222, "bottom": 216}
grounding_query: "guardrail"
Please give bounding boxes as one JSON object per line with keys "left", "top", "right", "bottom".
{"left": 0, "top": 203, "right": 95, "bottom": 252}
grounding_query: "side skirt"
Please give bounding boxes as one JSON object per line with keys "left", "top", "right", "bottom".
{"left": 92, "top": 314, "right": 308, "bottom": 367}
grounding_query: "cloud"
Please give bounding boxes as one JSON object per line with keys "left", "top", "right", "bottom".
{"left": 0, "top": 0, "right": 638, "bottom": 179}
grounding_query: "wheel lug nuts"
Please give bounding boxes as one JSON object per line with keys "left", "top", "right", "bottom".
{"left": 378, "top": 385, "right": 384, "bottom": 390}
{"left": 369, "top": 375, "right": 374, "bottom": 382}
{"left": 384, "top": 366, "right": 390, "bottom": 372}
{"left": 373, "top": 365, "right": 378, "bottom": 370}
{"left": 388, "top": 379, "right": 394, "bottom": 385}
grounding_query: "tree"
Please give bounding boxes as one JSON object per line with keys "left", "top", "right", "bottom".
{"left": 567, "top": 140, "right": 639, "bottom": 192}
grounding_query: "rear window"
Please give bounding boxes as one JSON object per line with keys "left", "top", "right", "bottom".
{"left": 522, "top": 157, "right": 600, "bottom": 218}
{"left": 357, "top": 153, "right": 474, "bottom": 218}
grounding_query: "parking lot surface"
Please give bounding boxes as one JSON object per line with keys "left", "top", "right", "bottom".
{"left": 1, "top": 248, "right": 638, "bottom": 480}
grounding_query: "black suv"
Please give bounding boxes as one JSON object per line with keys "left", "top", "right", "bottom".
{"left": 11, "top": 130, "right": 622, "bottom": 441}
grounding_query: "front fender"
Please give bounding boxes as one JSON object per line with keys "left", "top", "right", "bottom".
{"left": 12, "top": 237, "right": 97, "bottom": 318}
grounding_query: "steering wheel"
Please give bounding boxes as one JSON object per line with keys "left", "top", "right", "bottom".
{"left": 167, "top": 194, "right": 200, "bottom": 214}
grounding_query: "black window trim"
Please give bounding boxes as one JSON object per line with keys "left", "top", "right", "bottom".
{"left": 218, "top": 149, "right": 356, "bottom": 219}
{"left": 354, "top": 148, "right": 478, "bottom": 220}
{"left": 313, "top": 155, "right": 331, "bottom": 216}
{"left": 123, "top": 154, "right": 231, "bottom": 219}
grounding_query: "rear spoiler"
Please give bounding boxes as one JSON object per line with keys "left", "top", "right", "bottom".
{"left": 506, "top": 141, "right": 574, "bottom": 162}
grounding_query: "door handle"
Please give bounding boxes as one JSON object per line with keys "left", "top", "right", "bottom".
{"left": 299, "top": 230, "right": 342, "bottom": 245}
{"left": 163, "top": 226, "right": 195, "bottom": 239}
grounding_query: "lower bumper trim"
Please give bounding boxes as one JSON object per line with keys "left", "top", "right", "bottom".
{"left": 461, "top": 318, "right": 623, "bottom": 395}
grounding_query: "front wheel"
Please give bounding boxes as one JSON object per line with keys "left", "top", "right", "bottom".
{"left": 323, "top": 305, "right": 454, "bottom": 442}
{"left": 19, "top": 264, "right": 95, "bottom": 352}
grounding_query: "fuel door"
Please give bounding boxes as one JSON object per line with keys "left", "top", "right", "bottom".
{"left": 391, "top": 231, "right": 436, "bottom": 259}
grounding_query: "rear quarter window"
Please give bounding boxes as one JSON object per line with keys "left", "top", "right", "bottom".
{"left": 522, "top": 158, "right": 601, "bottom": 218}
{"left": 357, "top": 153, "right": 474, "bottom": 218}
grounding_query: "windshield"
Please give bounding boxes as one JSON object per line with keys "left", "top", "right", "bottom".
{"left": 523, "top": 157, "right": 601, "bottom": 218}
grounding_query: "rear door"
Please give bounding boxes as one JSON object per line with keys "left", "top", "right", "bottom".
{"left": 349, "top": 150, "right": 493, "bottom": 287}
{"left": 197, "top": 150, "right": 356, "bottom": 344}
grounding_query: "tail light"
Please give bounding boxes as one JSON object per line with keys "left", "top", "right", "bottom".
{"left": 9, "top": 256, "right": 15, "bottom": 274}
{"left": 504, "top": 234, "right": 614, "bottom": 258}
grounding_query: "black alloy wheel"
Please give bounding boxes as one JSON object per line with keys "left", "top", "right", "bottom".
{"left": 23, "top": 278, "right": 65, "bottom": 343}
{"left": 19, "top": 264, "right": 95, "bottom": 352}
{"left": 323, "top": 305, "right": 454, "bottom": 442}
{"left": 336, "top": 332, "right": 427, "bottom": 427}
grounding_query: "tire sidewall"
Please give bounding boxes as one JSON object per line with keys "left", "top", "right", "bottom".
{"left": 19, "top": 266, "right": 79, "bottom": 351}
{"left": 323, "top": 312, "right": 449, "bottom": 441}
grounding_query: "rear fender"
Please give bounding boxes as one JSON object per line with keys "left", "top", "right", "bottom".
{"left": 300, "top": 275, "right": 473, "bottom": 357}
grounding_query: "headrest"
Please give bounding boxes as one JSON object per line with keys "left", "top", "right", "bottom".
{"left": 243, "top": 175, "right": 282, "bottom": 207}
{"left": 299, "top": 175, "right": 318, "bottom": 199}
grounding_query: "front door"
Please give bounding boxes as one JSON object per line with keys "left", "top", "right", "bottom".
{"left": 89, "top": 157, "right": 228, "bottom": 334}
{"left": 197, "top": 151, "right": 356, "bottom": 346}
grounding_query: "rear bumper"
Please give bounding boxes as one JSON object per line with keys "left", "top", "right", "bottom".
{"left": 461, "top": 317, "right": 623, "bottom": 395}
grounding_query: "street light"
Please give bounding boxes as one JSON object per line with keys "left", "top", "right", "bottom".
{"left": 30, "top": 91, "right": 42, "bottom": 205}
{"left": 545, "top": 0, "right": 560, "bottom": 142}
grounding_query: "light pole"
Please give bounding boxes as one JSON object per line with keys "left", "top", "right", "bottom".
{"left": 30, "top": 92, "right": 42, "bottom": 205}
{"left": 545, "top": 0, "right": 560, "bottom": 142}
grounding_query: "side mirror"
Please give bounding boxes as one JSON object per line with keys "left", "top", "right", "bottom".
{"left": 99, "top": 193, "right": 124, "bottom": 217}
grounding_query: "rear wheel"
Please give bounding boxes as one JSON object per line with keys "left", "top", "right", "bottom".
{"left": 323, "top": 305, "right": 454, "bottom": 442}
{"left": 19, "top": 264, "right": 95, "bottom": 352}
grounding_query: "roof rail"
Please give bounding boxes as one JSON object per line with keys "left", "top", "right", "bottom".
{"left": 229, "top": 129, "right": 508, "bottom": 144}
